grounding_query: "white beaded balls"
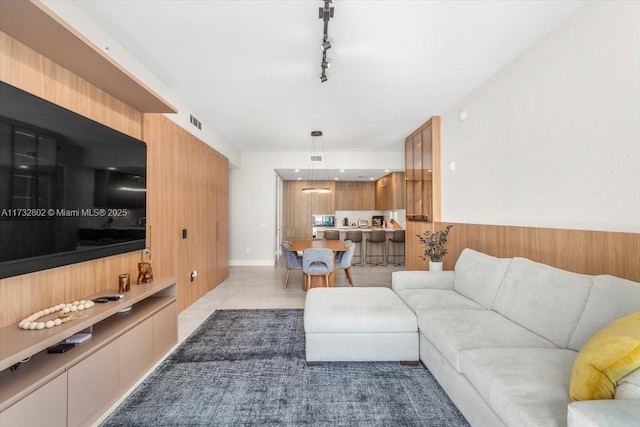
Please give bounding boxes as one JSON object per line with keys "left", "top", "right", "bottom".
{"left": 18, "top": 300, "right": 95, "bottom": 330}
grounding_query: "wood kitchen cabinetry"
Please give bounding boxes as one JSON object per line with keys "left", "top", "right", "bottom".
{"left": 335, "top": 181, "right": 375, "bottom": 210}
{"left": 375, "top": 172, "right": 406, "bottom": 210}
{"left": 283, "top": 180, "right": 335, "bottom": 240}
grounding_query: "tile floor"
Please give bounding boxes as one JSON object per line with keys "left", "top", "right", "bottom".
{"left": 178, "top": 258, "right": 406, "bottom": 342}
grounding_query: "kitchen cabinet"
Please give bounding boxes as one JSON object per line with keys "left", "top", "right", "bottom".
{"left": 335, "top": 181, "right": 375, "bottom": 210}
{"left": 283, "top": 180, "right": 335, "bottom": 240}
{"left": 405, "top": 117, "right": 440, "bottom": 222}
{"left": 375, "top": 172, "right": 405, "bottom": 210}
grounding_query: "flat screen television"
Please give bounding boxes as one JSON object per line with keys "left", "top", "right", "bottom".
{"left": 0, "top": 81, "right": 147, "bottom": 279}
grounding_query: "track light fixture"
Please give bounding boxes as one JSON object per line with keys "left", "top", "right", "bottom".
{"left": 318, "top": 0, "right": 334, "bottom": 83}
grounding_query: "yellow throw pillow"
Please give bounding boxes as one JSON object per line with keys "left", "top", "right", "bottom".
{"left": 570, "top": 311, "right": 640, "bottom": 401}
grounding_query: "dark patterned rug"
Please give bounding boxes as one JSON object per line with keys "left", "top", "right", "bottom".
{"left": 101, "top": 309, "right": 469, "bottom": 426}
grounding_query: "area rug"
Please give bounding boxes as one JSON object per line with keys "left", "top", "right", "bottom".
{"left": 101, "top": 309, "right": 469, "bottom": 426}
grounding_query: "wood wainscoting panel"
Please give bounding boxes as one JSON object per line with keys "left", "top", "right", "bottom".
{"left": 435, "top": 222, "right": 640, "bottom": 282}
{"left": 405, "top": 221, "right": 434, "bottom": 271}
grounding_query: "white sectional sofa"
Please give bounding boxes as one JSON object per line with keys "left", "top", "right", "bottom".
{"left": 392, "top": 248, "right": 640, "bottom": 427}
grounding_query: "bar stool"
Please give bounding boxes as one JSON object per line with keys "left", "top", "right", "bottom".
{"left": 345, "top": 230, "right": 364, "bottom": 266}
{"left": 387, "top": 230, "right": 405, "bottom": 266}
{"left": 323, "top": 229, "right": 340, "bottom": 240}
{"left": 365, "top": 229, "right": 387, "bottom": 266}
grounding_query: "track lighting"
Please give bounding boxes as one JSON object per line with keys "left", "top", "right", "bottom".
{"left": 318, "top": 0, "right": 334, "bottom": 83}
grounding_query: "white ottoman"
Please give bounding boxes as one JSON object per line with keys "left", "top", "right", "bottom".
{"left": 304, "top": 287, "right": 419, "bottom": 363}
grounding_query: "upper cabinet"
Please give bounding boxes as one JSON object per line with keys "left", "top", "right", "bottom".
{"left": 405, "top": 117, "right": 440, "bottom": 222}
{"left": 335, "top": 181, "right": 375, "bottom": 210}
{"left": 375, "top": 172, "right": 405, "bottom": 210}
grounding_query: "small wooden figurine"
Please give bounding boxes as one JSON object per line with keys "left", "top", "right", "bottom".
{"left": 137, "top": 262, "right": 153, "bottom": 284}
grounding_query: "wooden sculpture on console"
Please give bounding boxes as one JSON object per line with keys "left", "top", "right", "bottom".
{"left": 137, "top": 247, "right": 153, "bottom": 284}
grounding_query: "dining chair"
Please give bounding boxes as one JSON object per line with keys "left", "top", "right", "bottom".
{"left": 323, "top": 229, "right": 340, "bottom": 240}
{"left": 282, "top": 242, "right": 302, "bottom": 289}
{"left": 335, "top": 241, "right": 356, "bottom": 285}
{"left": 302, "top": 248, "right": 334, "bottom": 288}
{"left": 387, "top": 229, "right": 406, "bottom": 265}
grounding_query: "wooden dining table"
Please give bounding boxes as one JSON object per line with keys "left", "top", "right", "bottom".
{"left": 289, "top": 239, "right": 347, "bottom": 291}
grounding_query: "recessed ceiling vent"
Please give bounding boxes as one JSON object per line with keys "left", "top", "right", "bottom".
{"left": 310, "top": 154, "right": 323, "bottom": 162}
{"left": 189, "top": 114, "right": 202, "bottom": 130}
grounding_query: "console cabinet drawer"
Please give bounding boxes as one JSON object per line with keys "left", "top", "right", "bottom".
{"left": 67, "top": 341, "right": 119, "bottom": 427}
{"left": 0, "top": 373, "right": 67, "bottom": 427}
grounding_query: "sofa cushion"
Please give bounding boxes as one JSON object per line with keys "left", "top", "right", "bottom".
{"left": 304, "top": 287, "right": 417, "bottom": 334}
{"left": 570, "top": 311, "right": 640, "bottom": 401}
{"left": 568, "top": 400, "right": 640, "bottom": 427}
{"left": 568, "top": 274, "right": 640, "bottom": 351}
{"left": 417, "top": 308, "right": 556, "bottom": 372}
{"left": 453, "top": 248, "right": 512, "bottom": 309}
{"left": 459, "top": 347, "right": 576, "bottom": 427}
{"left": 396, "top": 289, "right": 484, "bottom": 312}
{"left": 492, "top": 257, "right": 593, "bottom": 349}
{"left": 615, "top": 367, "right": 640, "bottom": 399}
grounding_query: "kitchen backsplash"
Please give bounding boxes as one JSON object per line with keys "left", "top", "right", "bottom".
{"left": 335, "top": 210, "right": 406, "bottom": 228}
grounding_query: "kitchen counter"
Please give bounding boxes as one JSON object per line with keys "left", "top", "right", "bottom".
{"left": 316, "top": 227, "right": 398, "bottom": 232}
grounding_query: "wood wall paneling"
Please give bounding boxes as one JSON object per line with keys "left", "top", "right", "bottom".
{"left": 0, "top": 32, "right": 144, "bottom": 328}
{"left": 143, "top": 114, "right": 177, "bottom": 282}
{"left": 0, "top": 32, "right": 230, "bottom": 327}
{"left": 429, "top": 222, "right": 640, "bottom": 282}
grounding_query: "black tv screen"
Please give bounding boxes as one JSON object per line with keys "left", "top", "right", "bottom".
{"left": 0, "top": 81, "right": 147, "bottom": 279}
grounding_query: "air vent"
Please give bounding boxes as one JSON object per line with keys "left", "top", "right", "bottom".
{"left": 189, "top": 114, "right": 202, "bottom": 130}
{"left": 310, "top": 155, "right": 323, "bottom": 162}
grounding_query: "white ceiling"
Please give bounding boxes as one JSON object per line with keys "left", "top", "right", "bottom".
{"left": 74, "top": 1, "right": 585, "bottom": 157}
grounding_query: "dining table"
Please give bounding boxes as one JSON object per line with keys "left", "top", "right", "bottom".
{"left": 289, "top": 239, "right": 347, "bottom": 291}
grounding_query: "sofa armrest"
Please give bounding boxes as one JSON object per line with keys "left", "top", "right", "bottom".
{"left": 391, "top": 271, "right": 455, "bottom": 292}
{"left": 567, "top": 399, "right": 640, "bottom": 427}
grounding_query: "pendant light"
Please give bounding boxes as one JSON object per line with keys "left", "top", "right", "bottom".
{"left": 301, "top": 131, "right": 332, "bottom": 193}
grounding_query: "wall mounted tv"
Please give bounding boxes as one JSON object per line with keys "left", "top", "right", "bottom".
{"left": 0, "top": 81, "right": 147, "bottom": 279}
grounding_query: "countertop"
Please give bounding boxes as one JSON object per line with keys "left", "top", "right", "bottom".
{"left": 315, "top": 226, "right": 399, "bottom": 232}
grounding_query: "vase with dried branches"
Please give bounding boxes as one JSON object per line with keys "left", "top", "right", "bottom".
{"left": 416, "top": 224, "right": 453, "bottom": 271}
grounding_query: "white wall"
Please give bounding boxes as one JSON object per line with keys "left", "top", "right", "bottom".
{"left": 229, "top": 150, "right": 404, "bottom": 265}
{"left": 441, "top": 1, "right": 640, "bottom": 233}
